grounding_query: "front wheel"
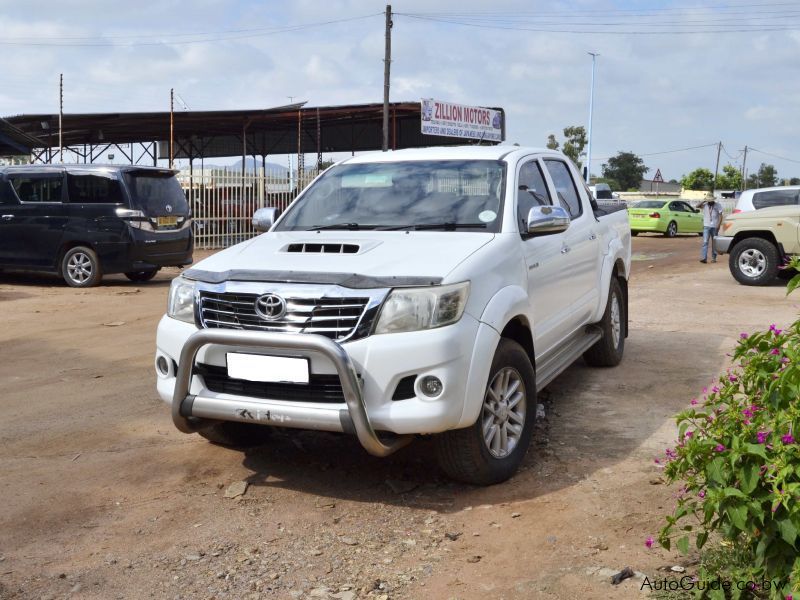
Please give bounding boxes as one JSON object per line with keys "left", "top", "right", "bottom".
{"left": 435, "top": 338, "right": 536, "bottom": 485}
{"left": 125, "top": 269, "right": 160, "bottom": 282}
{"left": 583, "top": 278, "right": 625, "bottom": 367}
{"left": 729, "top": 238, "right": 779, "bottom": 286}
{"left": 664, "top": 221, "right": 678, "bottom": 238}
{"left": 61, "top": 246, "right": 102, "bottom": 287}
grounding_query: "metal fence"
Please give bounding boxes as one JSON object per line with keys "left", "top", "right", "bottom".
{"left": 179, "top": 169, "right": 320, "bottom": 249}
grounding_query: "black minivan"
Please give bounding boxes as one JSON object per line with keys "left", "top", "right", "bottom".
{"left": 0, "top": 165, "right": 192, "bottom": 287}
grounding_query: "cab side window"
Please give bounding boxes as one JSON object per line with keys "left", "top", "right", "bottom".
{"left": 517, "top": 160, "right": 551, "bottom": 231}
{"left": 10, "top": 175, "right": 63, "bottom": 203}
{"left": 67, "top": 174, "right": 124, "bottom": 204}
{"left": 543, "top": 160, "right": 582, "bottom": 219}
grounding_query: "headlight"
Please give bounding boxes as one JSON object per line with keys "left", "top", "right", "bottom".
{"left": 167, "top": 277, "right": 195, "bottom": 323}
{"left": 374, "top": 282, "right": 469, "bottom": 334}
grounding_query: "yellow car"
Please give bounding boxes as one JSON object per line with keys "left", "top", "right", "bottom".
{"left": 627, "top": 200, "right": 704, "bottom": 237}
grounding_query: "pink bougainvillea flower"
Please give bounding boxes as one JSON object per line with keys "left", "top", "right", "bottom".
{"left": 781, "top": 434, "right": 795, "bottom": 444}
{"left": 685, "top": 431, "right": 693, "bottom": 439}
{"left": 781, "top": 357, "right": 790, "bottom": 364}
{"left": 770, "top": 348, "right": 780, "bottom": 355}
{"left": 712, "top": 385, "right": 720, "bottom": 393}
{"left": 698, "top": 490, "right": 706, "bottom": 498}
{"left": 654, "top": 458, "right": 660, "bottom": 464}
{"left": 769, "top": 324, "right": 782, "bottom": 335}
{"left": 740, "top": 333, "right": 749, "bottom": 339}
{"left": 714, "top": 444, "right": 726, "bottom": 452}
{"left": 728, "top": 375, "right": 738, "bottom": 383}
{"left": 645, "top": 536, "right": 654, "bottom": 549}
{"left": 690, "top": 399, "right": 698, "bottom": 406}
{"left": 757, "top": 431, "right": 769, "bottom": 444}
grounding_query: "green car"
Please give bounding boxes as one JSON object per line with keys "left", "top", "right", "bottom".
{"left": 627, "top": 199, "right": 704, "bottom": 237}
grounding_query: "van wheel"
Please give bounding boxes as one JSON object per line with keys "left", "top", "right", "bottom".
{"left": 198, "top": 422, "right": 268, "bottom": 447}
{"left": 435, "top": 339, "right": 536, "bottom": 485}
{"left": 62, "top": 246, "right": 102, "bottom": 287}
{"left": 125, "top": 269, "right": 159, "bottom": 282}
{"left": 583, "top": 278, "right": 625, "bottom": 367}
{"left": 730, "top": 238, "right": 779, "bottom": 286}
{"left": 664, "top": 221, "right": 678, "bottom": 237}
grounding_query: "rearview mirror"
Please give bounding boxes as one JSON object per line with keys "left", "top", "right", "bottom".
{"left": 252, "top": 207, "right": 279, "bottom": 232}
{"left": 527, "top": 205, "right": 570, "bottom": 236}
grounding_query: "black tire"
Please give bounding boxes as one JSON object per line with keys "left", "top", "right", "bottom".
{"left": 61, "top": 246, "right": 102, "bottom": 287}
{"left": 435, "top": 338, "right": 536, "bottom": 486}
{"left": 198, "top": 422, "right": 269, "bottom": 447}
{"left": 631, "top": 231, "right": 639, "bottom": 237}
{"left": 125, "top": 269, "right": 160, "bottom": 282}
{"left": 583, "top": 278, "right": 626, "bottom": 367}
{"left": 729, "top": 238, "right": 779, "bottom": 286}
{"left": 664, "top": 221, "right": 678, "bottom": 238}
{"left": 697, "top": 232, "right": 704, "bottom": 237}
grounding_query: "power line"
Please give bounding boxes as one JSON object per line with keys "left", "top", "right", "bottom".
{"left": 594, "top": 143, "right": 719, "bottom": 161}
{"left": 0, "top": 14, "right": 382, "bottom": 47}
{"left": 748, "top": 147, "right": 800, "bottom": 164}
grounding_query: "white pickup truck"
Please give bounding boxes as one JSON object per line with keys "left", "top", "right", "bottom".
{"left": 155, "top": 146, "right": 631, "bottom": 485}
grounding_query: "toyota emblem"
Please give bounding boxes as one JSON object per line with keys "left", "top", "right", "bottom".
{"left": 254, "top": 293, "right": 287, "bottom": 320}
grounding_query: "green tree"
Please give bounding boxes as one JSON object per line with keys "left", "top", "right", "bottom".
{"left": 545, "top": 126, "right": 586, "bottom": 170}
{"left": 714, "top": 164, "right": 742, "bottom": 190}
{"left": 790, "top": 177, "right": 800, "bottom": 185}
{"left": 561, "top": 126, "right": 587, "bottom": 171}
{"left": 755, "top": 163, "right": 778, "bottom": 187}
{"left": 601, "top": 151, "right": 648, "bottom": 191}
{"left": 680, "top": 168, "right": 714, "bottom": 191}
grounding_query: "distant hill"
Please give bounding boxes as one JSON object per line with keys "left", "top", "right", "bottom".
{"left": 232, "top": 157, "right": 288, "bottom": 175}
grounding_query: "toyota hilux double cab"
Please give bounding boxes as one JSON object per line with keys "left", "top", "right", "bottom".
{"left": 0, "top": 165, "right": 192, "bottom": 287}
{"left": 155, "top": 146, "right": 631, "bottom": 485}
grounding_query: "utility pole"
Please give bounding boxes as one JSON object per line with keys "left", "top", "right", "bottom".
{"left": 169, "top": 88, "right": 174, "bottom": 169}
{"left": 58, "top": 73, "right": 63, "bottom": 163}
{"left": 382, "top": 4, "right": 393, "bottom": 152}
{"left": 585, "top": 52, "right": 599, "bottom": 183}
{"left": 741, "top": 145, "right": 748, "bottom": 191}
{"left": 711, "top": 141, "right": 721, "bottom": 196}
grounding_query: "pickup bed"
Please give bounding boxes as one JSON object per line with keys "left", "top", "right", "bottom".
{"left": 155, "top": 146, "right": 631, "bottom": 484}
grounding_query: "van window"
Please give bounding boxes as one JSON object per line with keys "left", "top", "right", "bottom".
{"left": 67, "top": 173, "right": 124, "bottom": 204}
{"left": 9, "top": 174, "right": 63, "bottom": 203}
{"left": 752, "top": 189, "right": 799, "bottom": 209}
{"left": 124, "top": 171, "right": 188, "bottom": 216}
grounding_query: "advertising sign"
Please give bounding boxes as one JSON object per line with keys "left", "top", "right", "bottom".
{"left": 421, "top": 98, "right": 503, "bottom": 142}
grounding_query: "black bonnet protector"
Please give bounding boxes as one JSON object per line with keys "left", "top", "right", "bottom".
{"left": 183, "top": 269, "right": 443, "bottom": 289}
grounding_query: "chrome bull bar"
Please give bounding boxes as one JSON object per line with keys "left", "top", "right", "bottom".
{"left": 171, "top": 329, "right": 412, "bottom": 457}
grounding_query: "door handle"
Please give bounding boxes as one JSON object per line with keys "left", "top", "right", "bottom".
{"left": 561, "top": 245, "right": 571, "bottom": 254}
{"left": 589, "top": 233, "right": 597, "bottom": 240}
{"left": 1, "top": 214, "right": 14, "bottom": 221}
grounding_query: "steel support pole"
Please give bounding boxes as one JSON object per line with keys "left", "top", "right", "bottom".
{"left": 585, "top": 53, "right": 599, "bottom": 183}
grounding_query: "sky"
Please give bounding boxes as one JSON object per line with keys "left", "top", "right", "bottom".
{"left": 2, "top": 0, "right": 800, "bottom": 181}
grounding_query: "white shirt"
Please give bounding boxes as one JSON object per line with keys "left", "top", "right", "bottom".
{"left": 702, "top": 202, "right": 723, "bottom": 227}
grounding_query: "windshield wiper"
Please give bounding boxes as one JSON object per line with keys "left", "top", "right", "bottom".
{"left": 378, "top": 222, "right": 488, "bottom": 231}
{"left": 306, "top": 222, "right": 365, "bottom": 231}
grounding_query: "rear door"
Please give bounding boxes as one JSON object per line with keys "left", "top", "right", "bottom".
{"left": 0, "top": 171, "right": 67, "bottom": 268}
{"left": 542, "top": 158, "right": 600, "bottom": 334}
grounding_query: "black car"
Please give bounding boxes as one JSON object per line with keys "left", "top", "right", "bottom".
{"left": 0, "top": 165, "right": 193, "bottom": 287}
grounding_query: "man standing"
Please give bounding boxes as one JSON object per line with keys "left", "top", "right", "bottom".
{"left": 699, "top": 198, "right": 723, "bottom": 263}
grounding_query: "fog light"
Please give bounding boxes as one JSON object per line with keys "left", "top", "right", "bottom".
{"left": 156, "top": 355, "right": 170, "bottom": 376}
{"left": 420, "top": 376, "right": 443, "bottom": 397}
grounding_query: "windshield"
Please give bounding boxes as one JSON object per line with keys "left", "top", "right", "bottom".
{"left": 124, "top": 171, "right": 189, "bottom": 216}
{"left": 274, "top": 160, "right": 506, "bottom": 232}
{"left": 632, "top": 200, "right": 665, "bottom": 209}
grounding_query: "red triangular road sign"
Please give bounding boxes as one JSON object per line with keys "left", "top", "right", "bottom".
{"left": 653, "top": 169, "right": 664, "bottom": 183}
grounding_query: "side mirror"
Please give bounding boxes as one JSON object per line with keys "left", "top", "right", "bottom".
{"left": 252, "top": 207, "right": 278, "bottom": 232}
{"left": 527, "top": 205, "right": 570, "bottom": 236}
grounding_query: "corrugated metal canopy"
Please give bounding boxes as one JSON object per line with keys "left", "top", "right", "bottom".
{"left": 0, "top": 117, "right": 44, "bottom": 155}
{"left": 4, "top": 101, "right": 505, "bottom": 160}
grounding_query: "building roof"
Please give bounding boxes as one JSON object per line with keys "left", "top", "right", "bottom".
{"left": 4, "top": 102, "right": 505, "bottom": 160}
{"left": 0, "top": 117, "right": 44, "bottom": 155}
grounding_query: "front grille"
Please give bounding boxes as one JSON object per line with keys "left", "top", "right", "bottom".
{"left": 196, "top": 363, "right": 345, "bottom": 403}
{"left": 198, "top": 291, "right": 371, "bottom": 341}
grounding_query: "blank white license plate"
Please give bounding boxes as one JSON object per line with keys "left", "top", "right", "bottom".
{"left": 226, "top": 353, "right": 309, "bottom": 384}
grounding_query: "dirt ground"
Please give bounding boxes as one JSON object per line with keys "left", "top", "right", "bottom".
{"left": 1, "top": 233, "right": 798, "bottom": 600}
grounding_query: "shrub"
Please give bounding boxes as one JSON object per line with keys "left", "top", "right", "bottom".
{"left": 658, "top": 259, "right": 800, "bottom": 598}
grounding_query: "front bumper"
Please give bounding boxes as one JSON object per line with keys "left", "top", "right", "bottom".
{"left": 156, "top": 312, "right": 489, "bottom": 454}
{"left": 714, "top": 236, "right": 733, "bottom": 254}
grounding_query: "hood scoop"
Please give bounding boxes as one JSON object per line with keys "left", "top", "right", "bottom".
{"left": 285, "top": 242, "right": 360, "bottom": 254}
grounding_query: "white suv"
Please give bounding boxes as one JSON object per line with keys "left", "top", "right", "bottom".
{"left": 733, "top": 185, "right": 800, "bottom": 214}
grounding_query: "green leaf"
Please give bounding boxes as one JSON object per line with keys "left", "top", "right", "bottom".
{"left": 723, "top": 487, "right": 747, "bottom": 499}
{"left": 727, "top": 504, "right": 748, "bottom": 530}
{"left": 744, "top": 443, "right": 768, "bottom": 459}
{"left": 696, "top": 530, "right": 708, "bottom": 549}
{"left": 778, "top": 519, "right": 798, "bottom": 547}
{"left": 786, "top": 274, "right": 800, "bottom": 296}
{"left": 740, "top": 463, "right": 760, "bottom": 494}
{"left": 707, "top": 457, "right": 726, "bottom": 484}
{"left": 676, "top": 535, "right": 689, "bottom": 554}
